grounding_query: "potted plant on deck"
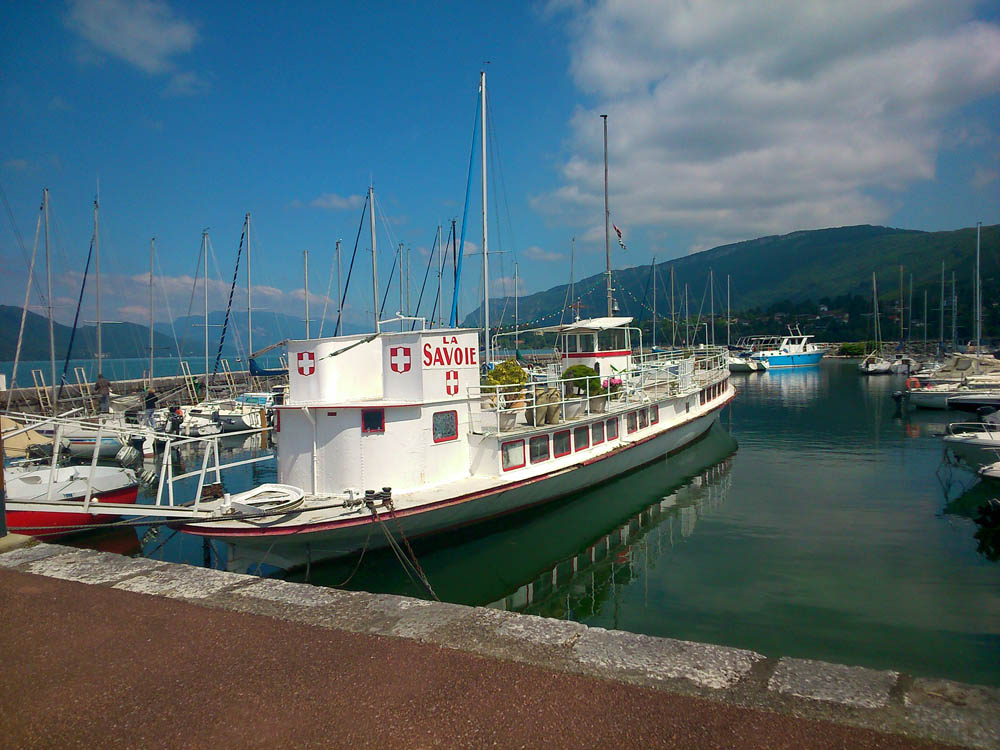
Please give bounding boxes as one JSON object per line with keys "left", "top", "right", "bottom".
{"left": 483, "top": 359, "right": 528, "bottom": 430}
{"left": 562, "top": 364, "right": 602, "bottom": 418}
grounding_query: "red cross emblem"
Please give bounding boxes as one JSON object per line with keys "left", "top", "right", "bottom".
{"left": 445, "top": 369, "right": 459, "bottom": 395}
{"left": 389, "top": 346, "right": 411, "bottom": 373}
{"left": 297, "top": 351, "right": 315, "bottom": 376}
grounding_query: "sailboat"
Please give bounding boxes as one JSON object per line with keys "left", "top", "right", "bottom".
{"left": 177, "top": 78, "right": 733, "bottom": 571}
{"left": 859, "top": 273, "right": 892, "bottom": 374}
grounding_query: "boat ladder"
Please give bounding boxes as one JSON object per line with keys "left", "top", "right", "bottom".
{"left": 73, "top": 366, "right": 95, "bottom": 412}
{"left": 31, "top": 369, "right": 51, "bottom": 413}
{"left": 220, "top": 358, "right": 238, "bottom": 396}
{"left": 179, "top": 360, "right": 199, "bottom": 404}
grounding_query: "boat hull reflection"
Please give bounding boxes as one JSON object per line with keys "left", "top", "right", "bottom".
{"left": 289, "top": 423, "right": 738, "bottom": 610}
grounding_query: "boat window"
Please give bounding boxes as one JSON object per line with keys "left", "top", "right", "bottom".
{"left": 599, "top": 330, "right": 626, "bottom": 351}
{"left": 606, "top": 417, "right": 618, "bottom": 440}
{"left": 627, "top": 411, "right": 638, "bottom": 433}
{"left": 501, "top": 440, "right": 525, "bottom": 471}
{"left": 638, "top": 408, "right": 648, "bottom": 429}
{"left": 566, "top": 335, "right": 578, "bottom": 353}
{"left": 529, "top": 435, "right": 550, "bottom": 463}
{"left": 700, "top": 390, "right": 706, "bottom": 405}
{"left": 651, "top": 404, "right": 659, "bottom": 424}
{"left": 432, "top": 410, "right": 458, "bottom": 443}
{"left": 574, "top": 425, "right": 590, "bottom": 451}
{"left": 361, "top": 408, "right": 385, "bottom": 434}
{"left": 592, "top": 421, "right": 605, "bottom": 444}
{"left": 553, "top": 430, "right": 571, "bottom": 457}
{"left": 579, "top": 335, "right": 595, "bottom": 353}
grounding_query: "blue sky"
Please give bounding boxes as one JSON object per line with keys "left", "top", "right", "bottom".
{"left": 2, "top": 0, "right": 999, "bottom": 332}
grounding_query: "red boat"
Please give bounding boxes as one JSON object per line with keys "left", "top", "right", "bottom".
{"left": 4, "top": 465, "right": 140, "bottom": 539}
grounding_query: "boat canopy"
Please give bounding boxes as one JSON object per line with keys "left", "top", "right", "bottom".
{"left": 536, "top": 316, "right": 633, "bottom": 334}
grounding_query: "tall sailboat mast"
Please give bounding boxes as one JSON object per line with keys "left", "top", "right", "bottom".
{"left": 44, "top": 189, "right": 55, "bottom": 414}
{"left": 94, "top": 195, "right": 102, "bottom": 367}
{"left": 480, "top": 70, "right": 490, "bottom": 365}
{"left": 369, "top": 185, "right": 379, "bottom": 333}
{"left": 149, "top": 238, "right": 155, "bottom": 385}
{"left": 976, "top": 221, "right": 982, "bottom": 355}
{"left": 436, "top": 225, "right": 443, "bottom": 328}
{"left": 202, "top": 230, "right": 209, "bottom": 393}
{"left": 304, "top": 250, "right": 311, "bottom": 339}
{"left": 651, "top": 257, "right": 656, "bottom": 350}
{"left": 246, "top": 212, "right": 252, "bottom": 358}
{"left": 336, "top": 238, "right": 343, "bottom": 335}
{"left": 602, "top": 114, "right": 612, "bottom": 317}
{"left": 726, "top": 275, "right": 731, "bottom": 348}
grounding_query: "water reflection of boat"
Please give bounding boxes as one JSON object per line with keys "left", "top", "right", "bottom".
{"left": 290, "top": 423, "right": 737, "bottom": 607}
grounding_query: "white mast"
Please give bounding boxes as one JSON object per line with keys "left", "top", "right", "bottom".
{"left": 304, "top": 250, "right": 310, "bottom": 339}
{"left": 873, "top": 272, "right": 881, "bottom": 354}
{"left": 976, "top": 221, "right": 982, "bottom": 355}
{"left": 709, "top": 268, "right": 714, "bottom": 346}
{"left": 602, "top": 113, "right": 612, "bottom": 317}
{"left": 436, "top": 225, "right": 443, "bottom": 328}
{"left": 939, "top": 261, "right": 945, "bottom": 351}
{"left": 481, "top": 70, "right": 490, "bottom": 365}
{"left": 651, "top": 257, "right": 656, "bottom": 350}
{"left": 336, "top": 238, "right": 343, "bottom": 336}
{"left": 246, "top": 212, "right": 252, "bottom": 358}
{"left": 44, "top": 189, "right": 55, "bottom": 414}
{"left": 369, "top": 185, "right": 379, "bottom": 333}
{"left": 149, "top": 238, "right": 155, "bottom": 386}
{"left": 514, "top": 262, "right": 519, "bottom": 349}
{"left": 202, "top": 230, "right": 209, "bottom": 394}
{"left": 671, "top": 266, "right": 676, "bottom": 347}
{"left": 94, "top": 194, "right": 102, "bottom": 368}
{"left": 726, "top": 275, "right": 731, "bottom": 348}
{"left": 398, "top": 243, "right": 404, "bottom": 332}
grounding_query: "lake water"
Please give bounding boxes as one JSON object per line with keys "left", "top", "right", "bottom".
{"left": 67, "top": 359, "right": 1000, "bottom": 686}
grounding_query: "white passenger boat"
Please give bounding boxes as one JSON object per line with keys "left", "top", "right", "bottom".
{"left": 179, "top": 317, "right": 734, "bottom": 568}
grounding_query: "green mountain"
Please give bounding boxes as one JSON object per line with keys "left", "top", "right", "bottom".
{"left": 465, "top": 224, "right": 999, "bottom": 334}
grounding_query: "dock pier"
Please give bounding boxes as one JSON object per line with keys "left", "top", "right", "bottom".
{"left": 0, "top": 540, "right": 996, "bottom": 749}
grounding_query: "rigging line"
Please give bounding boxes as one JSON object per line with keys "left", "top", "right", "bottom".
{"left": 319, "top": 242, "right": 337, "bottom": 338}
{"left": 0, "top": 182, "right": 46, "bottom": 302}
{"left": 56, "top": 235, "right": 95, "bottom": 403}
{"left": 207, "top": 235, "right": 247, "bottom": 362}
{"left": 450, "top": 83, "right": 481, "bottom": 327}
{"left": 335, "top": 193, "right": 370, "bottom": 336}
{"left": 212, "top": 226, "right": 246, "bottom": 379}
{"left": 182, "top": 235, "right": 206, "bottom": 351}
{"left": 153, "top": 252, "right": 184, "bottom": 360}
{"left": 411, "top": 229, "right": 439, "bottom": 330}
{"left": 379, "top": 245, "right": 400, "bottom": 317}
{"left": 7, "top": 209, "right": 43, "bottom": 409}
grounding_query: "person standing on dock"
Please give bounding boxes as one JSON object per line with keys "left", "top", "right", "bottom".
{"left": 143, "top": 388, "right": 157, "bottom": 427}
{"left": 95, "top": 374, "right": 111, "bottom": 413}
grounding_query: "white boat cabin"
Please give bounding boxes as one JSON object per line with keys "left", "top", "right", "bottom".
{"left": 541, "top": 316, "right": 637, "bottom": 377}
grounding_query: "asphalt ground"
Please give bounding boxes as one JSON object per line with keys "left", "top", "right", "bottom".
{"left": 0, "top": 569, "right": 965, "bottom": 749}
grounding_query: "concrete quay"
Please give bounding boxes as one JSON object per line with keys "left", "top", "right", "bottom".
{"left": 1, "top": 542, "right": 997, "bottom": 749}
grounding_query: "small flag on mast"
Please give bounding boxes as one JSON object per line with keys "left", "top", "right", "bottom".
{"left": 612, "top": 223, "right": 627, "bottom": 250}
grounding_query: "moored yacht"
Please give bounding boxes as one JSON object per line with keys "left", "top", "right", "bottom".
{"left": 741, "top": 327, "right": 825, "bottom": 369}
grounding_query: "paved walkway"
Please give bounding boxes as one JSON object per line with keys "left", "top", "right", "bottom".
{"left": 0, "top": 568, "right": 961, "bottom": 750}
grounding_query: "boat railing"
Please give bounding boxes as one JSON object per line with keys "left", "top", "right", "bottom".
{"left": 945, "top": 421, "right": 1000, "bottom": 437}
{"left": 2, "top": 411, "right": 276, "bottom": 518}
{"left": 471, "top": 348, "right": 728, "bottom": 434}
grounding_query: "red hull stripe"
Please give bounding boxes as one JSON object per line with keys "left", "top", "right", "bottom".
{"left": 183, "top": 391, "right": 734, "bottom": 539}
{"left": 6, "top": 485, "right": 139, "bottom": 539}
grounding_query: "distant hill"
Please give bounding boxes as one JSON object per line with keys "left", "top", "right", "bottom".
{"left": 463, "top": 224, "right": 999, "bottom": 331}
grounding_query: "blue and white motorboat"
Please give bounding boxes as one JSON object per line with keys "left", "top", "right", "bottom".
{"left": 742, "top": 327, "right": 825, "bottom": 369}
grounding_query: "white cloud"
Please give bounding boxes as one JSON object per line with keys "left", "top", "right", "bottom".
{"left": 524, "top": 244, "right": 567, "bottom": 262}
{"left": 309, "top": 192, "right": 365, "bottom": 210}
{"left": 542, "top": 0, "right": 1000, "bottom": 250}
{"left": 163, "top": 70, "right": 209, "bottom": 97}
{"left": 65, "top": 0, "right": 199, "bottom": 74}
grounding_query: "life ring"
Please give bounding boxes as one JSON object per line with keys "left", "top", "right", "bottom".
{"left": 905, "top": 377, "right": 921, "bottom": 390}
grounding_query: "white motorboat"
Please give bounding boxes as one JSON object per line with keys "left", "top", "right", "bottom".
{"left": 738, "top": 327, "right": 825, "bottom": 368}
{"left": 179, "top": 317, "right": 734, "bottom": 569}
{"left": 942, "top": 421, "right": 1000, "bottom": 469}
